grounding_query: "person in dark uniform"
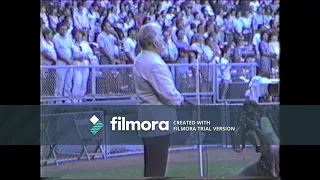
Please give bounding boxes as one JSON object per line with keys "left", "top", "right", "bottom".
{"left": 233, "top": 100, "right": 280, "bottom": 178}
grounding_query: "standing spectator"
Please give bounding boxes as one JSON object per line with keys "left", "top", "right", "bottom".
{"left": 161, "top": 27, "right": 178, "bottom": 64}
{"left": 252, "top": 24, "right": 265, "bottom": 58}
{"left": 165, "top": 7, "right": 175, "bottom": 27}
{"left": 97, "top": 20, "right": 121, "bottom": 65}
{"left": 268, "top": 32, "right": 280, "bottom": 67}
{"left": 259, "top": 31, "right": 276, "bottom": 76}
{"left": 123, "top": 11, "right": 136, "bottom": 33}
{"left": 241, "top": 10, "right": 253, "bottom": 42}
{"left": 174, "top": 29, "right": 193, "bottom": 90}
{"left": 108, "top": 6, "right": 122, "bottom": 26}
{"left": 217, "top": 46, "right": 232, "bottom": 100}
{"left": 203, "top": 0, "right": 214, "bottom": 16}
{"left": 263, "top": 7, "right": 273, "bottom": 27}
{"left": 87, "top": 3, "right": 100, "bottom": 42}
{"left": 48, "top": 6, "right": 59, "bottom": 32}
{"left": 135, "top": 5, "right": 146, "bottom": 28}
{"left": 204, "top": 22, "right": 215, "bottom": 38}
{"left": 249, "top": 0, "right": 260, "bottom": 12}
{"left": 41, "top": 5, "right": 49, "bottom": 28}
{"left": 73, "top": 2, "right": 89, "bottom": 37}
{"left": 233, "top": 10, "right": 244, "bottom": 40}
{"left": 186, "top": 23, "right": 197, "bottom": 42}
{"left": 52, "top": 22, "right": 75, "bottom": 103}
{"left": 223, "top": 13, "right": 234, "bottom": 45}
{"left": 123, "top": 27, "right": 138, "bottom": 64}
{"left": 252, "top": 6, "right": 265, "bottom": 32}
{"left": 41, "top": 28, "right": 57, "bottom": 65}
{"left": 71, "top": 29, "right": 91, "bottom": 102}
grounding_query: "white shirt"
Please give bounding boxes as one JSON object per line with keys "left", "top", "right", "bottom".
{"left": 88, "top": 11, "right": 100, "bottom": 30}
{"left": 123, "top": 37, "right": 137, "bottom": 61}
{"left": 123, "top": 19, "right": 135, "bottom": 32}
{"left": 269, "top": 41, "right": 280, "bottom": 56}
{"left": 253, "top": 33, "right": 261, "bottom": 47}
{"left": 241, "top": 17, "right": 252, "bottom": 29}
{"left": 73, "top": 10, "right": 89, "bottom": 29}
{"left": 202, "top": 45, "right": 214, "bottom": 61}
{"left": 215, "top": 15, "right": 224, "bottom": 28}
{"left": 217, "top": 57, "right": 231, "bottom": 81}
{"left": 49, "top": 15, "right": 59, "bottom": 29}
{"left": 165, "top": 14, "right": 175, "bottom": 27}
{"left": 160, "top": 1, "right": 173, "bottom": 12}
{"left": 52, "top": 34, "right": 74, "bottom": 61}
{"left": 249, "top": 1, "right": 260, "bottom": 12}
{"left": 41, "top": 40, "right": 58, "bottom": 61}
{"left": 80, "top": 41, "right": 95, "bottom": 59}
{"left": 245, "top": 76, "right": 272, "bottom": 102}
{"left": 162, "top": 39, "right": 178, "bottom": 61}
{"left": 97, "top": 32, "right": 119, "bottom": 57}
{"left": 172, "top": 27, "right": 189, "bottom": 44}
{"left": 107, "top": 13, "right": 121, "bottom": 25}
{"left": 40, "top": 13, "right": 49, "bottom": 27}
{"left": 233, "top": 18, "right": 244, "bottom": 34}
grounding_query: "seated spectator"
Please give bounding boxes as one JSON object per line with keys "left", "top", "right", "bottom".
{"left": 165, "top": 6, "right": 175, "bottom": 27}
{"left": 204, "top": 22, "right": 215, "bottom": 38}
{"left": 233, "top": 10, "right": 244, "bottom": 41}
{"left": 223, "top": 13, "right": 234, "bottom": 45}
{"left": 191, "top": 34, "right": 208, "bottom": 64}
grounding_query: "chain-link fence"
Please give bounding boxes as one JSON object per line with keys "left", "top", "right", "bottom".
{"left": 41, "top": 63, "right": 262, "bottom": 104}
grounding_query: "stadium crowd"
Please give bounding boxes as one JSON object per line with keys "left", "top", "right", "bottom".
{"left": 40, "top": 0, "right": 280, "bottom": 102}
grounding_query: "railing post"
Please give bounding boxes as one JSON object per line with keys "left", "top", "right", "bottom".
{"left": 170, "top": 65, "right": 176, "bottom": 85}
{"left": 91, "top": 66, "right": 97, "bottom": 97}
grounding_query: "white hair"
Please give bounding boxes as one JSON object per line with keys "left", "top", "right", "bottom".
{"left": 137, "top": 23, "right": 162, "bottom": 50}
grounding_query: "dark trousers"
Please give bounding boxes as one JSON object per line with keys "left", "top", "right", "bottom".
{"left": 142, "top": 134, "right": 171, "bottom": 179}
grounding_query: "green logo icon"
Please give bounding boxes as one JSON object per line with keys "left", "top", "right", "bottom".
{"left": 90, "top": 115, "right": 104, "bottom": 135}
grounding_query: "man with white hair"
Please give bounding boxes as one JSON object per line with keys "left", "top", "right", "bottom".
{"left": 133, "top": 22, "right": 184, "bottom": 179}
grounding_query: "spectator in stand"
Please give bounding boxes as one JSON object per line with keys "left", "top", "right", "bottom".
{"left": 97, "top": 20, "right": 121, "bottom": 65}
{"left": 165, "top": 7, "right": 175, "bottom": 27}
{"left": 52, "top": 22, "right": 75, "bottom": 103}
{"left": 41, "top": 5, "right": 49, "bottom": 28}
{"left": 135, "top": 4, "right": 146, "bottom": 28}
{"left": 223, "top": 13, "right": 234, "bottom": 45}
{"left": 87, "top": 3, "right": 100, "bottom": 42}
{"left": 253, "top": 24, "right": 265, "bottom": 58}
{"left": 73, "top": 2, "right": 90, "bottom": 38}
{"left": 241, "top": 10, "right": 253, "bottom": 42}
{"left": 217, "top": 46, "right": 232, "bottom": 100}
{"left": 123, "top": 11, "right": 136, "bottom": 34}
{"left": 186, "top": 23, "right": 197, "bottom": 43}
{"left": 161, "top": 26, "right": 178, "bottom": 64}
{"left": 71, "top": 29, "right": 91, "bottom": 103}
{"left": 41, "top": 28, "right": 57, "bottom": 66}
{"left": 107, "top": 6, "right": 122, "bottom": 26}
{"left": 259, "top": 31, "right": 277, "bottom": 77}
{"left": 249, "top": 0, "right": 260, "bottom": 12}
{"left": 48, "top": 6, "right": 59, "bottom": 33}
{"left": 268, "top": 32, "right": 280, "bottom": 68}
{"left": 123, "top": 27, "right": 138, "bottom": 64}
{"left": 252, "top": 6, "right": 265, "bottom": 32}
{"left": 233, "top": 10, "right": 244, "bottom": 41}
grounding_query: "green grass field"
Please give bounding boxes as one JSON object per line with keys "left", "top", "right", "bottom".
{"left": 43, "top": 161, "right": 248, "bottom": 178}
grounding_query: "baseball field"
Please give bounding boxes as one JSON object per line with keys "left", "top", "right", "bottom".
{"left": 42, "top": 147, "right": 259, "bottom": 178}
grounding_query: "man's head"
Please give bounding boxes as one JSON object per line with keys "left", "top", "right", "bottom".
{"left": 57, "top": 21, "right": 68, "bottom": 37}
{"left": 42, "top": 28, "right": 53, "bottom": 41}
{"left": 102, "top": 19, "right": 113, "bottom": 33}
{"left": 128, "top": 27, "right": 137, "bottom": 39}
{"left": 137, "top": 22, "right": 165, "bottom": 54}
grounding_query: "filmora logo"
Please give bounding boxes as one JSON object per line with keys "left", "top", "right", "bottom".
{"left": 110, "top": 116, "right": 169, "bottom": 131}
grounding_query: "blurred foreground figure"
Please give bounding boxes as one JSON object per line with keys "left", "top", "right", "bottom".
{"left": 234, "top": 100, "right": 280, "bottom": 178}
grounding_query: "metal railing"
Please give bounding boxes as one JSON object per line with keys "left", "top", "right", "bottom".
{"left": 41, "top": 63, "right": 258, "bottom": 103}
